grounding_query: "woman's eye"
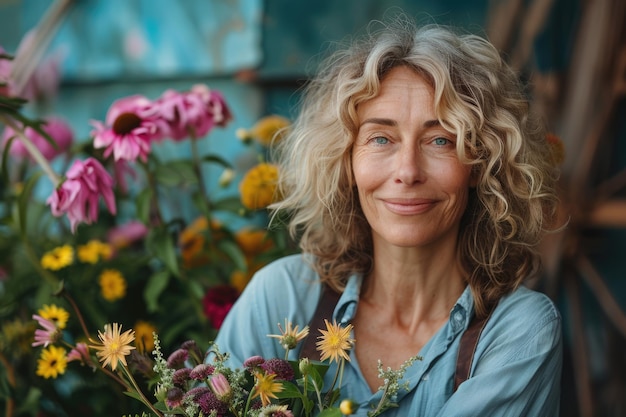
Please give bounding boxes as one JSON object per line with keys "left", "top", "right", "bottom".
{"left": 372, "top": 136, "right": 389, "bottom": 145}
{"left": 433, "top": 137, "right": 450, "bottom": 146}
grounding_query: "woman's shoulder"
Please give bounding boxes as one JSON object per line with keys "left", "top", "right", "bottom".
{"left": 482, "top": 285, "right": 561, "bottom": 356}
{"left": 245, "top": 253, "right": 322, "bottom": 300}
{"left": 497, "top": 285, "right": 560, "bottom": 324}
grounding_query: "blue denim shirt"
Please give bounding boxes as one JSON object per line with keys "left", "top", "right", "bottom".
{"left": 215, "top": 254, "right": 562, "bottom": 416}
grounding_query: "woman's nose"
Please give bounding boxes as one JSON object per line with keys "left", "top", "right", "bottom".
{"left": 394, "top": 148, "right": 425, "bottom": 185}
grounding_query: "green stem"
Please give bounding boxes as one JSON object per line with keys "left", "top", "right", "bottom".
{"left": 121, "top": 364, "right": 164, "bottom": 417}
{"left": 60, "top": 290, "right": 92, "bottom": 343}
{"left": 0, "top": 352, "right": 16, "bottom": 417}
{"left": 0, "top": 115, "right": 61, "bottom": 186}
{"left": 311, "top": 376, "right": 324, "bottom": 413}
{"left": 190, "top": 135, "right": 212, "bottom": 212}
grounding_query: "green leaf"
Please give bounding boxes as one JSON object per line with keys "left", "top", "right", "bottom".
{"left": 212, "top": 196, "right": 245, "bottom": 213}
{"left": 135, "top": 188, "right": 153, "bottom": 224}
{"left": 144, "top": 270, "right": 170, "bottom": 313}
{"left": 216, "top": 239, "right": 247, "bottom": 272}
{"left": 153, "top": 160, "right": 197, "bottom": 187}
{"left": 1, "top": 133, "right": 15, "bottom": 183}
{"left": 146, "top": 227, "right": 180, "bottom": 277}
{"left": 17, "top": 171, "right": 44, "bottom": 235}
{"left": 202, "top": 154, "right": 232, "bottom": 169}
{"left": 318, "top": 407, "right": 342, "bottom": 417}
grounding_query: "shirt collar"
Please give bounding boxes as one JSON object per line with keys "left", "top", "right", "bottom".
{"left": 333, "top": 274, "right": 475, "bottom": 333}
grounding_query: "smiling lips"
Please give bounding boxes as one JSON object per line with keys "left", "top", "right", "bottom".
{"left": 382, "top": 198, "right": 437, "bottom": 215}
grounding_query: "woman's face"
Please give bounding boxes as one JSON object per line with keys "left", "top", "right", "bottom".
{"left": 352, "top": 65, "right": 473, "bottom": 250}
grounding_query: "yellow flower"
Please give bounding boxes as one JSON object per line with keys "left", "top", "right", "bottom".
{"left": 40, "top": 245, "right": 74, "bottom": 270}
{"left": 98, "top": 269, "right": 127, "bottom": 302}
{"left": 38, "top": 304, "right": 70, "bottom": 330}
{"left": 133, "top": 320, "right": 156, "bottom": 353}
{"left": 77, "top": 240, "right": 112, "bottom": 263}
{"left": 239, "top": 163, "right": 280, "bottom": 210}
{"left": 268, "top": 319, "right": 309, "bottom": 351}
{"left": 90, "top": 323, "right": 136, "bottom": 371}
{"left": 36, "top": 345, "right": 67, "bottom": 379}
{"left": 316, "top": 319, "right": 355, "bottom": 364}
{"left": 251, "top": 371, "right": 283, "bottom": 406}
{"left": 236, "top": 114, "right": 291, "bottom": 147}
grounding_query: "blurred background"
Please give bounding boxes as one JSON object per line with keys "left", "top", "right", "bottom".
{"left": 0, "top": 0, "right": 625, "bottom": 416}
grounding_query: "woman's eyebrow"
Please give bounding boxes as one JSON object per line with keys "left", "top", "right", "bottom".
{"left": 360, "top": 118, "right": 442, "bottom": 128}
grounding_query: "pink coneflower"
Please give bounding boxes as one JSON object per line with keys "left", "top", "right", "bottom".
{"left": 32, "top": 314, "right": 60, "bottom": 348}
{"left": 153, "top": 84, "right": 232, "bottom": 141}
{"left": 91, "top": 95, "right": 163, "bottom": 163}
{"left": 46, "top": 157, "right": 117, "bottom": 232}
{"left": 3, "top": 116, "right": 74, "bottom": 161}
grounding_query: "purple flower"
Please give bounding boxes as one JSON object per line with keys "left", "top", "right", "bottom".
{"left": 189, "top": 363, "right": 215, "bottom": 380}
{"left": 166, "top": 386, "right": 185, "bottom": 409}
{"left": 67, "top": 342, "right": 92, "bottom": 366}
{"left": 172, "top": 367, "right": 192, "bottom": 386}
{"left": 166, "top": 348, "right": 188, "bottom": 369}
{"left": 261, "top": 358, "right": 295, "bottom": 381}
{"left": 243, "top": 355, "right": 265, "bottom": 370}
{"left": 194, "top": 389, "right": 228, "bottom": 416}
{"left": 46, "top": 157, "right": 117, "bottom": 232}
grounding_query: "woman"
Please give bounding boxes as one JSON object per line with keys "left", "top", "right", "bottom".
{"left": 216, "top": 16, "right": 562, "bottom": 416}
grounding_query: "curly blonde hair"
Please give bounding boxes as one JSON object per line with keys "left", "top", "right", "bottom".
{"left": 270, "top": 16, "right": 560, "bottom": 316}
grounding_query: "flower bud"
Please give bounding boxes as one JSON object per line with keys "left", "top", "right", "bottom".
{"left": 339, "top": 399, "right": 358, "bottom": 415}
{"left": 298, "top": 357, "right": 312, "bottom": 376}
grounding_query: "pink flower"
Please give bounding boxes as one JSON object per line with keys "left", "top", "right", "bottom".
{"left": 32, "top": 314, "right": 60, "bottom": 348}
{"left": 91, "top": 95, "right": 163, "bottom": 162}
{"left": 154, "top": 84, "right": 232, "bottom": 141}
{"left": 209, "top": 373, "right": 232, "bottom": 401}
{"left": 2, "top": 117, "right": 74, "bottom": 161}
{"left": 107, "top": 220, "right": 148, "bottom": 249}
{"left": 47, "top": 157, "right": 117, "bottom": 232}
{"left": 0, "top": 46, "right": 13, "bottom": 96}
{"left": 67, "top": 342, "right": 92, "bottom": 365}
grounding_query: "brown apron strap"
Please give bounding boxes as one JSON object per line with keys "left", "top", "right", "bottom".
{"left": 299, "top": 283, "right": 341, "bottom": 361}
{"left": 453, "top": 304, "right": 496, "bottom": 392}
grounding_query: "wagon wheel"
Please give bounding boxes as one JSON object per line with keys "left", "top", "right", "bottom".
{"left": 487, "top": 0, "right": 626, "bottom": 416}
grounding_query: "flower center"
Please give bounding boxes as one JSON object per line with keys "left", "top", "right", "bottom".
{"left": 112, "top": 113, "right": 142, "bottom": 135}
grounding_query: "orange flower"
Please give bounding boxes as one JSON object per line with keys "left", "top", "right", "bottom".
{"left": 239, "top": 163, "right": 280, "bottom": 210}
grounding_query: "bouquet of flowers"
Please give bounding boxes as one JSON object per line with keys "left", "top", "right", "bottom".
{"left": 31, "top": 297, "right": 420, "bottom": 417}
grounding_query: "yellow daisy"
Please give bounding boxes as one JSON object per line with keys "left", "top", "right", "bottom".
{"left": 268, "top": 319, "right": 309, "bottom": 351}
{"left": 251, "top": 371, "right": 283, "bottom": 406}
{"left": 38, "top": 304, "right": 70, "bottom": 329}
{"left": 36, "top": 345, "right": 67, "bottom": 379}
{"left": 133, "top": 320, "right": 156, "bottom": 353}
{"left": 40, "top": 245, "right": 74, "bottom": 270}
{"left": 316, "top": 319, "right": 355, "bottom": 364}
{"left": 98, "top": 269, "right": 127, "bottom": 302}
{"left": 77, "top": 240, "right": 112, "bottom": 263}
{"left": 239, "top": 163, "right": 280, "bottom": 210}
{"left": 90, "top": 323, "right": 135, "bottom": 371}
